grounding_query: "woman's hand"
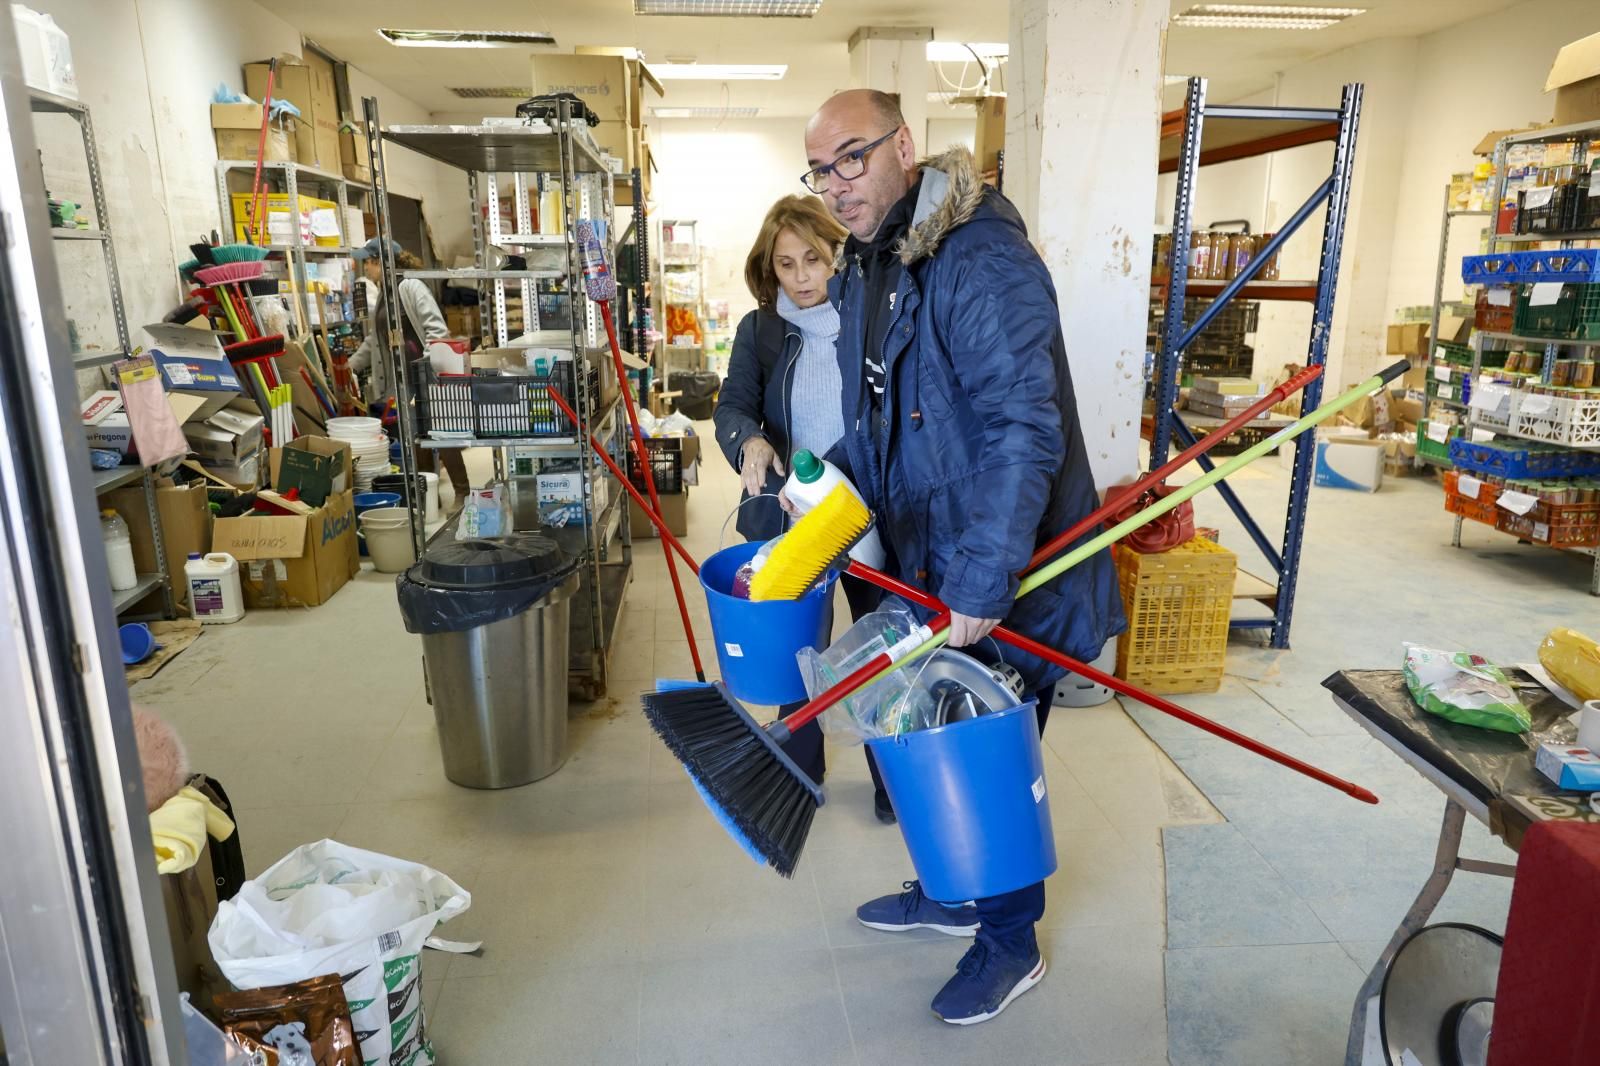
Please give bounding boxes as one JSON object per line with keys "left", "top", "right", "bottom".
{"left": 739, "top": 437, "right": 785, "bottom": 499}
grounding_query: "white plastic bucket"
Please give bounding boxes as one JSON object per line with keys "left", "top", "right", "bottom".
{"left": 420, "top": 471, "right": 440, "bottom": 522}
{"left": 1053, "top": 637, "right": 1118, "bottom": 708}
{"left": 185, "top": 552, "right": 245, "bottom": 624}
{"left": 360, "top": 507, "right": 416, "bottom": 573}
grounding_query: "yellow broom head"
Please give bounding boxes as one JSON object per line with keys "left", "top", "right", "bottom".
{"left": 749, "top": 483, "right": 872, "bottom": 601}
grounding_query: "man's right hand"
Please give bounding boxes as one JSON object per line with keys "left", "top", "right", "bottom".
{"left": 740, "top": 437, "right": 785, "bottom": 499}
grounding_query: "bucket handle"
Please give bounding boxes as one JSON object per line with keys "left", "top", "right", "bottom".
{"left": 717, "top": 493, "right": 783, "bottom": 552}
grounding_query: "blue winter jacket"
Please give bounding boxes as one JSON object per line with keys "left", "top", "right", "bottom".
{"left": 824, "top": 147, "right": 1125, "bottom": 690}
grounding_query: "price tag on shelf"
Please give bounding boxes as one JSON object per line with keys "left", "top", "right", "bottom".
{"left": 1496, "top": 490, "right": 1538, "bottom": 516}
{"left": 1434, "top": 364, "right": 1452, "bottom": 382}
{"left": 1426, "top": 422, "right": 1450, "bottom": 444}
{"left": 1529, "top": 281, "right": 1563, "bottom": 307}
{"left": 1458, "top": 474, "right": 1482, "bottom": 500}
{"left": 1523, "top": 185, "right": 1555, "bottom": 209}
{"left": 1433, "top": 345, "right": 1449, "bottom": 361}
{"left": 1487, "top": 288, "right": 1512, "bottom": 307}
{"left": 1521, "top": 393, "right": 1555, "bottom": 416}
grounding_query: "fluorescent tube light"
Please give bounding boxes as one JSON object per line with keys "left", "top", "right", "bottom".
{"left": 652, "top": 107, "right": 761, "bottom": 118}
{"left": 651, "top": 64, "right": 787, "bottom": 80}
{"left": 1172, "top": 4, "right": 1364, "bottom": 29}
{"left": 379, "top": 29, "right": 557, "bottom": 48}
{"left": 635, "top": 0, "right": 822, "bottom": 15}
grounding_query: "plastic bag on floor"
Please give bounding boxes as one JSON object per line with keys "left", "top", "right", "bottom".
{"left": 208, "top": 840, "right": 477, "bottom": 1066}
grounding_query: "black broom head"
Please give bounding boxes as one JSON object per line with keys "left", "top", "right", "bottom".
{"left": 642, "top": 683, "right": 825, "bottom": 878}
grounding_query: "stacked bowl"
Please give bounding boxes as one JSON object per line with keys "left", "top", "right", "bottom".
{"left": 326, "top": 417, "right": 391, "bottom": 493}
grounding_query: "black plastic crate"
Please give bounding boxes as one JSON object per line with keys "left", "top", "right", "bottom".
{"left": 417, "top": 360, "right": 582, "bottom": 440}
{"left": 626, "top": 440, "right": 684, "bottom": 494}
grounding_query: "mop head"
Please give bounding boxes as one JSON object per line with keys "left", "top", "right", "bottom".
{"left": 641, "top": 683, "right": 825, "bottom": 877}
{"left": 749, "top": 484, "right": 871, "bottom": 601}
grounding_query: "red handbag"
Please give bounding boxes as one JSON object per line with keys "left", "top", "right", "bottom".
{"left": 1102, "top": 481, "right": 1195, "bottom": 553}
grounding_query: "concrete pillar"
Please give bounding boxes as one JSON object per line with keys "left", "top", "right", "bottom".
{"left": 1007, "top": 0, "right": 1169, "bottom": 491}
{"left": 848, "top": 26, "right": 932, "bottom": 152}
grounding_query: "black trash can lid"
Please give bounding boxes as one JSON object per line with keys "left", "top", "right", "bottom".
{"left": 413, "top": 533, "right": 574, "bottom": 590}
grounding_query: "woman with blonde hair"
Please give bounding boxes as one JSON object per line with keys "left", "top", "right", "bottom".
{"left": 714, "top": 194, "right": 887, "bottom": 815}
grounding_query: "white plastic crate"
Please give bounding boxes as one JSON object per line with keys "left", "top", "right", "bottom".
{"left": 1509, "top": 390, "right": 1600, "bottom": 449}
{"left": 1470, "top": 376, "right": 1513, "bottom": 432}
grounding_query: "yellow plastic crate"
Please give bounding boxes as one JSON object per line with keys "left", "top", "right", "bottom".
{"left": 1114, "top": 536, "right": 1235, "bottom": 695}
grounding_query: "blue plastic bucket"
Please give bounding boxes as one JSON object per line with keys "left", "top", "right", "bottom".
{"left": 119, "top": 622, "right": 157, "bottom": 665}
{"left": 699, "top": 540, "right": 835, "bottom": 705}
{"left": 866, "top": 701, "right": 1056, "bottom": 902}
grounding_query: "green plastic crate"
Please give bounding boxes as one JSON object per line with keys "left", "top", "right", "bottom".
{"left": 1513, "top": 282, "right": 1600, "bottom": 340}
{"left": 1417, "top": 419, "right": 1459, "bottom": 463}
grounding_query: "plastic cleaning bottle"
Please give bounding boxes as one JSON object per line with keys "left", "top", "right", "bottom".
{"left": 731, "top": 535, "right": 784, "bottom": 599}
{"left": 185, "top": 552, "right": 245, "bottom": 624}
{"left": 783, "top": 450, "right": 886, "bottom": 568}
{"left": 100, "top": 509, "right": 137, "bottom": 591}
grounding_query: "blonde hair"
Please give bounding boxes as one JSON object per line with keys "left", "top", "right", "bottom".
{"left": 744, "top": 195, "right": 846, "bottom": 309}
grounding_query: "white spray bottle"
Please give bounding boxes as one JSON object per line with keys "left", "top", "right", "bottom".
{"left": 783, "top": 450, "right": 886, "bottom": 569}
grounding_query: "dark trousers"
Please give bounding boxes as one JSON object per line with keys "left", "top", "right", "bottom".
{"left": 776, "top": 573, "right": 883, "bottom": 784}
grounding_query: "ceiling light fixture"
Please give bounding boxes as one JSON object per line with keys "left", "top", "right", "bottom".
{"left": 378, "top": 28, "right": 557, "bottom": 48}
{"left": 1172, "top": 4, "right": 1364, "bottom": 29}
{"left": 635, "top": 0, "right": 821, "bottom": 16}
{"left": 926, "top": 42, "right": 1008, "bottom": 63}
{"left": 448, "top": 87, "right": 533, "bottom": 99}
{"left": 652, "top": 106, "right": 761, "bottom": 118}
{"left": 651, "top": 63, "right": 788, "bottom": 80}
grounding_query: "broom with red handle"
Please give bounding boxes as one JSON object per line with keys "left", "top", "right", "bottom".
{"left": 248, "top": 58, "right": 278, "bottom": 247}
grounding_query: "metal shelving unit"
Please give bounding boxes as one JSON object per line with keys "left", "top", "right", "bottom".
{"left": 1414, "top": 194, "right": 1491, "bottom": 470}
{"left": 1150, "top": 77, "right": 1363, "bottom": 649}
{"left": 655, "top": 219, "right": 707, "bottom": 392}
{"left": 31, "top": 88, "right": 174, "bottom": 619}
{"left": 1445, "top": 119, "right": 1600, "bottom": 595}
{"left": 366, "top": 98, "right": 634, "bottom": 697}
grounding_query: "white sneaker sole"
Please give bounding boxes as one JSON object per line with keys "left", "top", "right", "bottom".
{"left": 937, "top": 956, "right": 1047, "bottom": 1025}
{"left": 858, "top": 917, "right": 979, "bottom": 937}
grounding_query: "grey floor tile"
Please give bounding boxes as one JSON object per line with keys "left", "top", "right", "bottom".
{"left": 1042, "top": 922, "right": 1169, "bottom": 1064}
{"left": 1165, "top": 941, "right": 1364, "bottom": 1065}
{"left": 334, "top": 793, "right": 503, "bottom": 879}
{"left": 807, "top": 843, "right": 935, "bottom": 950}
{"left": 1040, "top": 830, "right": 1166, "bottom": 931}
{"left": 234, "top": 804, "right": 350, "bottom": 878}
{"left": 1163, "top": 823, "right": 1334, "bottom": 949}
{"left": 640, "top": 947, "right": 852, "bottom": 1066}
{"left": 429, "top": 967, "right": 642, "bottom": 1065}
{"left": 639, "top": 845, "right": 828, "bottom": 963}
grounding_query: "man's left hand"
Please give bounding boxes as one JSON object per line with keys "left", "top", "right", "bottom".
{"left": 948, "top": 613, "right": 1000, "bottom": 649}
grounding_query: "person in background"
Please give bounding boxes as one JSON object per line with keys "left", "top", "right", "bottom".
{"left": 713, "top": 195, "right": 883, "bottom": 801}
{"left": 797, "top": 89, "right": 1125, "bottom": 1025}
{"left": 348, "top": 237, "right": 470, "bottom": 509}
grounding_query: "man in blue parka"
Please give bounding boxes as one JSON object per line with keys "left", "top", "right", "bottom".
{"left": 796, "top": 89, "right": 1126, "bottom": 1025}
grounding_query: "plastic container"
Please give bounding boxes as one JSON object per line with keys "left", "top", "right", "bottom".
{"left": 360, "top": 507, "right": 416, "bottom": 573}
{"left": 119, "top": 622, "right": 157, "bottom": 664}
{"left": 700, "top": 540, "right": 835, "bottom": 705}
{"left": 354, "top": 491, "right": 401, "bottom": 556}
{"left": 185, "top": 552, "right": 245, "bottom": 624}
{"left": 1114, "top": 538, "right": 1236, "bottom": 695}
{"left": 867, "top": 700, "right": 1056, "bottom": 901}
{"left": 100, "top": 509, "right": 137, "bottom": 591}
{"left": 783, "top": 450, "right": 886, "bottom": 568}
{"left": 1053, "top": 637, "right": 1118, "bottom": 708}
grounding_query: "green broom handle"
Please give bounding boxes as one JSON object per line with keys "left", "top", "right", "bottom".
{"left": 856, "top": 358, "right": 1411, "bottom": 691}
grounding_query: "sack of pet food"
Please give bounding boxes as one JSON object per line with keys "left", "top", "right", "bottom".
{"left": 1402, "top": 644, "right": 1531, "bottom": 734}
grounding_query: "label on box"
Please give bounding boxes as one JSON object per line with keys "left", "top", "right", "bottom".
{"left": 1529, "top": 281, "right": 1563, "bottom": 307}
{"left": 1521, "top": 393, "right": 1555, "bottom": 416}
{"left": 1471, "top": 428, "right": 1496, "bottom": 443}
{"left": 1470, "top": 383, "right": 1507, "bottom": 411}
{"left": 1523, "top": 185, "right": 1555, "bottom": 209}
{"left": 1426, "top": 422, "right": 1450, "bottom": 443}
{"left": 1458, "top": 474, "right": 1482, "bottom": 500}
{"left": 247, "top": 559, "right": 288, "bottom": 581}
{"left": 164, "top": 362, "right": 195, "bottom": 386}
{"left": 1487, "top": 287, "right": 1512, "bottom": 307}
{"left": 1497, "top": 490, "right": 1538, "bottom": 516}
{"left": 1534, "top": 521, "right": 1550, "bottom": 541}
{"left": 1433, "top": 346, "right": 1448, "bottom": 361}
{"left": 1434, "top": 364, "right": 1452, "bottom": 382}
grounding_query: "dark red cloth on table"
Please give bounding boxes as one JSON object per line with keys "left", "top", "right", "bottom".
{"left": 1488, "top": 820, "right": 1600, "bottom": 1065}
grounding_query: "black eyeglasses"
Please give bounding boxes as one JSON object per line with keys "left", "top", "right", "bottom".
{"left": 800, "top": 129, "right": 899, "bottom": 193}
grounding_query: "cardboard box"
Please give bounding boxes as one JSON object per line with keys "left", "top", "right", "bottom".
{"left": 1547, "top": 31, "right": 1600, "bottom": 126}
{"left": 630, "top": 487, "right": 688, "bottom": 538}
{"left": 268, "top": 435, "right": 353, "bottom": 502}
{"left": 532, "top": 54, "right": 634, "bottom": 125}
{"left": 339, "top": 130, "right": 371, "bottom": 183}
{"left": 573, "top": 47, "right": 665, "bottom": 126}
{"left": 107, "top": 477, "right": 212, "bottom": 612}
{"left": 1474, "top": 125, "right": 1547, "bottom": 156}
{"left": 588, "top": 120, "right": 637, "bottom": 169}
{"left": 1436, "top": 313, "right": 1472, "bottom": 347}
{"left": 229, "top": 192, "right": 340, "bottom": 247}
{"left": 85, "top": 412, "right": 134, "bottom": 454}
{"left": 1313, "top": 438, "right": 1385, "bottom": 492}
{"left": 973, "top": 95, "right": 1006, "bottom": 173}
{"left": 211, "top": 102, "right": 293, "bottom": 162}
{"left": 211, "top": 487, "right": 358, "bottom": 608}
{"left": 185, "top": 407, "right": 263, "bottom": 468}
{"left": 1386, "top": 322, "right": 1429, "bottom": 357}
{"left": 147, "top": 325, "right": 242, "bottom": 422}
{"left": 245, "top": 54, "right": 340, "bottom": 171}
{"left": 537, "top": 471, "right": 588, "bottom": 527}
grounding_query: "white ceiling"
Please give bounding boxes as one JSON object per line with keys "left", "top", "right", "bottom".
{"left": 265, "top": 0, "right": 1520, "bottom": 122}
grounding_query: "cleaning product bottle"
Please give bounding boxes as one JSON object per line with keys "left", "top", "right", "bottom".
{"left": 100, "top": 509, "right": 137, "bottom": 591}
{"left": 185, "top": 552, "right": 245, "bottom": 624}
{"left": 783, "top": 450, "right": 886, "bottom": 568}
{"left": 731, "top": 535, "right": 784, "bottom": 599}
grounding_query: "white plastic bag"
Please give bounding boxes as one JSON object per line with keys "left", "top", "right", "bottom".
{"left": 457, "top": 485, "right": 510, "bottom": 540}
{"left": 208, "top": 840, "right": 475, "bottom": 1066}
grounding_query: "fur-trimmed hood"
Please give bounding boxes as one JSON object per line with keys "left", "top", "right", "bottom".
{"left": 896, "top": 144, "right": 988, "bottom": 265}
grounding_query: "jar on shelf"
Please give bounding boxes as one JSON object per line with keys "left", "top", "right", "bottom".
{"left": 1255, "top": 233, "right": 1281, "bottom": 281}
{"left": 1187, "top": 230, "right": 1211, "bottom": 279}
{"left": 1228, "top": 234, "right": 1255, "bottom": 279}
{"left": 1205, "top": 232, "right": 1231, "bottom": 280}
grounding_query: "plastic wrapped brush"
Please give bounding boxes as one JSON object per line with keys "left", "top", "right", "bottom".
{"left": 575, "top": 219, "right": 617, "bottom": 302}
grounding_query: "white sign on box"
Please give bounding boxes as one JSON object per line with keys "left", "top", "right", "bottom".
{"left": 1487, "top": 288, "right": 1513, "bottom": 307}
{"left": 1523, "top": 185, "right": 1555, "bottom": 209}
{"left": 1521, "top": 393, "right": 1555, "bottom": 417}
{"left": 1470, "top": 383, "right": 1507, "bottom": 411}
{"left": 1457, "top": 474, "right": 1482, "bottom": 500}
{"left": 1434, "top": 364, "right": 1453, "bottom": 382}
{"left": 1529, "top": 281, "right": 1564, "bottom": 307}
{"left": 1496, "top": 490, "right": 1538, "bottom": 516}
{"left": 1426, "top": 422, "right": 1450, "bottom": 443}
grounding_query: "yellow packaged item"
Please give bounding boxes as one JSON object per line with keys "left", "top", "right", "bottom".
{"left": 1539, "top": 627, "right": 1600, "bottom": 702}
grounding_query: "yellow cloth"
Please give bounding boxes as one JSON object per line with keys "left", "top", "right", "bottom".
{"left": 150, "top": 785, "right": 236, "bottom": 874}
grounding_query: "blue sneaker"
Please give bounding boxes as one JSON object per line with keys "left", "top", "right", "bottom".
{"left": 931, "top": 936, "right": 1047, "bottom": 1025}
{"left": 856, "top": 881, "right": 979, "bottom": 937}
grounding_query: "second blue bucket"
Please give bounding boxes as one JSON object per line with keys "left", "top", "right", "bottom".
{"left": 700, "top": 540, "right": 835, "bottom": 706}
{"left": 867, "top": 701, "right": 1057, "bottom": 902}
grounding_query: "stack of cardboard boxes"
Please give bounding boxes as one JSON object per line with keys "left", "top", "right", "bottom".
{"left": 529, "top": 49, "right": 662, "bottom": 206}
{"left": 210, "top": 51, "right": 371, "bottom": 184}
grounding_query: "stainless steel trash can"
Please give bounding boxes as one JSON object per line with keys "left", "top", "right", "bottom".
{"left": 397, "top": 534, "right": 581, "bottom": 788}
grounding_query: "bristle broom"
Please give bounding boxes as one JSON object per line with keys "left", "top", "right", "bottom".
{"left": 210, "top": 243, "right": 271, "bottom": 265}
{"left": 642, "top": 684, "right": 824, "bottom": 877}
{"left": 224, "top": 334, "right": 285, "bottom": 360}
{"left": 749, "top": 484, "right": 871, "bottom": 601}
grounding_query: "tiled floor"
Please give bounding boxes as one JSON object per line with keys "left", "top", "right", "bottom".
{"left": 133, "top": 427, "right": 1600, "bottom": 1064}
{"left": 138, "top": 424, "right": 1208, "bottom": 1065}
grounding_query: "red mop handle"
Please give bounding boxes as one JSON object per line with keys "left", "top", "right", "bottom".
{"left": 249, "top": 59, "right": 277, "bottom": 247}
{"left": 847, "top": 561, "right": 1378, "bottom": 805}
{"left": 597, "top": 302, "right": 706, "bottom": 680}
{"left": 1028, "top": 363, "right": 1323, "bottom": 569}
{"left": 547, "top": 385, "right": 701, "bottom": 577}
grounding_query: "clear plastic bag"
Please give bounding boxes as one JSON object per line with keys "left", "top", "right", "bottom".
{"left": 798, "top": 604, "right": 921, "bottom": 744}
{"left": 457, "top": 485, "right": 511, "bottom": 540}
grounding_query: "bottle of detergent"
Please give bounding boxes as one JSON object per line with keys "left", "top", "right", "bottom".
{"left": 783, "top": 451, "right": 886, "bottom": 569}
